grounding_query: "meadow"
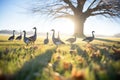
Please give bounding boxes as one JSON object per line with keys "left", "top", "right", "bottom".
{"left": 0, "top": 35, "right": 120, "bottom": 80}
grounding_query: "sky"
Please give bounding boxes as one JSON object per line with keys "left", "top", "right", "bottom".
{"left": 0, "top": 0, "right": 120, "bottom": 36}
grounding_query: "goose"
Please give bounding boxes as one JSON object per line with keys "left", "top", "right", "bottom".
{"left": 16, "top": 32, "right": 22, "bottom": 40}
{"left": 82, "top": 31, "right": 95, "bottom": 43}
{"left": 44, "top": 32, "right": 49, "bottom": 44}
{"left": 51, "top": 29, "right": 65, "bottom": 46}
{"left": 23, "top": 30, "right": 32, "bottom": 45}
{"left": 29, "top": 27, "right": 37, "bottom": 43}
{"left": 66, "top": 35, "right": 76, "bottom": 44}
{"left": 8, "top": 30, "right": 15, "bottom": 41}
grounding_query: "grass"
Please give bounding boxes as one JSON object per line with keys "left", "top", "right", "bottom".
{"left": 0, "top": 35, "right": 120, "bottom": 80}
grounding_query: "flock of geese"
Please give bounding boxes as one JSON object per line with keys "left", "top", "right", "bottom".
{"left": 8, "top": 27, "right": 95, "bottom": 46}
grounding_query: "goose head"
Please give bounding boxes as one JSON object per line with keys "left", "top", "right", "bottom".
{"left": 13, "top": 30, "right": 15, "bottom": 32}
{"left": 33, "top": 27, "right": 36, "bottom": 29}
{"left": 13, "top": 30, "right": 15, "bottom": 35}
{"left": 23, "top": 30, "right": 26, "bottom": 33}
{"left": 92, "top": 31, "right": 95, "bottom": 33}
{"left": 51, "top": 29, "right": 55, "bottom": 32}
{"left": 47, "top": 32, "right": 48, "bottom": 35}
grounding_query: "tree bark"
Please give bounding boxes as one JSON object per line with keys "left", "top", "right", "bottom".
{"left": 73, "top": 14, "right": 86, "bottom": 37}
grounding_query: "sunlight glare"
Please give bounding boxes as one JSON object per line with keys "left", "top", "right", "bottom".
{"left": 52, "top": 18, "right": 74, "bottom": 34}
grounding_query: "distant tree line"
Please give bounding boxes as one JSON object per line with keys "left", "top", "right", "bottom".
{"left": 0, "top": 30, "right": 44, "bottom": 36}
{"left": 0, "top": 30, "right": 13, "bottom": 34}
{"left": 114, "top": 33, "right": 120, "bottom": 37}
{"left": 0, "top": 30, "right": 31, "bottom": 35}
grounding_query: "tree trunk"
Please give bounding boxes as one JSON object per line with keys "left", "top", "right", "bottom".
{"left": 74, "top": 15, "right": 86, "bottom": 37}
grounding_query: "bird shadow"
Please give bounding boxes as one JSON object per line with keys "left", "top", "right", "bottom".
{"left": 10, "top": 47, "right": 56, "bottom": 80}
{"left": 70, "top": 44, "right": 89, "bottom": 60}
{"left": 95, "top": 38, "right": 119, "bottom": 43}
{"left": 0, "top": 40, "right": 9, "bottom": 42}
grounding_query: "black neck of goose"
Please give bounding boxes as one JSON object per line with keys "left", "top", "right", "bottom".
{"left": 13, "top": 31, "right": 15, "bottom": 36}
{"left": 52, "top": 31, "right": 55, "bottom": 39}
{"left": 58, "top": 32, "right": 60, "bottom": 39}
{"left": 23, "top": 32, "right": 26, "bottom": 38}
{"left": 92, "top": 32, "right": 94, "bottom": 38}
{"left": 34, "top": 29, "right": 37, "bottom": 36}
{"left": 47, "top": 33, "right": 48, "bottom": 39}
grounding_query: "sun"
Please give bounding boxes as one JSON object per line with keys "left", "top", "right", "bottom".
{"left": 52, "top": 18, "right": 74, "bottom": 34}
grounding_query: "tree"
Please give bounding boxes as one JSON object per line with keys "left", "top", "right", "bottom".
{"left": 31, "top": 0, "right": 120, "bottom": 37}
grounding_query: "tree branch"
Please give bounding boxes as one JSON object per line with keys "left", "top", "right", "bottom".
{"left": 77, "top": 0, "right": 86, "bottom": 12}
{"left": 52, "top": 10, "right": 71, "bottom": 16}
{"left": 86, "top": 1, "right": 112, "bottom": 15}
{"left": 63, "top": 0, "right": 76, "bottom": 12}
{"left": 87, "top": 0, "right": 97, "bottom": 10}
{"left": 56, "top": 6, "right": 70, "bottom": 11}
{"left": 91, "top": 11, "right": 117, "bottom": 17}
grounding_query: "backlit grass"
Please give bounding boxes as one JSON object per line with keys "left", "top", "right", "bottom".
{"left": 0, "top": 35, "right": 120, "bottom": 80}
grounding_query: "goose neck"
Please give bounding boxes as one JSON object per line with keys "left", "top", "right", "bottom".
{"left": 23, "top": 32, "right": 26, "bottom": 38}
{"left": 13, "top": 31, "right": 15, "bottom": 36}
{"left": 47, "top": 33, "right": 48, "bottom": 39}
{"left": 58, "top": 32, "right": 60, "bottom": 39}
{"left": 52, "top": 31, "right": 55, "bottom": 38}
{"left": 34, "top": 29, "right": 37, "bottom": 36}
{"left": 92, "top": 32, "right": 94, "bottom": 38}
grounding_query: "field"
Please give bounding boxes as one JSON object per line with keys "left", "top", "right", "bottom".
{"left": 0, "top": 35, "right": 120, "bottom": 80}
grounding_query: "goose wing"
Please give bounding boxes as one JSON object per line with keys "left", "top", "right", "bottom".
{"left": 8, "top": 36, "right": 14, "bottom": 40}
{"left": 25, "top": 37, "right": 32, "bottom": 44}
{"left": 29, "top": 35, "right": 36, "bottom": 41}
{"left": 53, "top": 38, "right": 63, "bottom": 45}
{"left": 29, "top": 35, "right": 34, "bottom": 39}
{"left": 66, "top": 38, "right": 74, "bottom": 42}
{"left": 59, "top": 39, "right": 65, "bottom": 44}
{"left": 44, "top": 39, "right": 49, "bottom": 44}
{"left": 16, "top": 35, "right": 22, "bottom": 40}
{"left": 16, "top": 36, "right": 19, "bottom": 40}
{"left": 66, "top": 37, "right": 75, "bottom": 43}
{"left": 83, "top": 37, "right": 94, "bottom": 42}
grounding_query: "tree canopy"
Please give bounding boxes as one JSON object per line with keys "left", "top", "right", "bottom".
{"left": 30, "top": 0, "right": 120, "bottom": 37}
{"left": 31, "top": 0, "right": 120, "bottom": 19}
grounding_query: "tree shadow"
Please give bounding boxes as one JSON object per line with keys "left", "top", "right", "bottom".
{"left": 0, "top": 44, "right": 25, "bottom": 46}
{"left": 71, "top": 44, "right": 90, "bottom": 63}
{"left": 0, "top": 40, "right": 9, "bottom": 42}
{"left": 11, "top": 47, "right": 56, "bottom": 80}
{"left": 95, "top": 38, "right": 119, "bottom": 43}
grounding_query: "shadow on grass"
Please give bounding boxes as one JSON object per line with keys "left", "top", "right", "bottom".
{"left": 0, "top": 44, "right": 25, "bottom": 46}
{"left": 12, "top": 47, "right": 56, "bottom": 80}
{"left": 0, "top": 40, "right": 9, "bottom": 42}
{"left": 95, "top": 38, "right": 119, "bottom": 43}
{"left": 75, "top": 44, "right": 91, "bottom": 63}
{"left": 70, "top": 44, "right": 90, "bottom": 64}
